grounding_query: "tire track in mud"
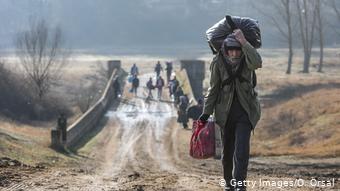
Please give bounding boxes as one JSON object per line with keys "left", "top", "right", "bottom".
{"left": 102, "top": 73, "right": 186, "bottom": 190}
{"left": 102, "top": 73, "right": 222, "bottom": 191}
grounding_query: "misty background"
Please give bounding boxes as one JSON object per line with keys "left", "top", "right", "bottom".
{"left": 0, "top": 0, "right": 339, "bottom": 56}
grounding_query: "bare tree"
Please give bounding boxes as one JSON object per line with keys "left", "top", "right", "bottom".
{"left": 327, "top": 0, "right": 340, "bottom": 35}
{"left": 316, "top": 0, "right": 324, "bottom": 72}
{"left": 331, "top": 0, "right": 340, "bottom": 21}
{"left": 296, "top": 0, "right": 317, "bottom": 73}
{"left": 254, "top": 0, "right": 295, "bottom": 74}
{"left": 15, "top": 19, "right": 68, "bottom": 101}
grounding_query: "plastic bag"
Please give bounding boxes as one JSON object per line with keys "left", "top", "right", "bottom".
{"left": 128, "top": 75, "right": 133, "bottom": 83}
{"left": 190, "top": 120, "right": 215, "bottom": 159}
{"left": 206, "top": 15, "right": 261, "bottom": 54}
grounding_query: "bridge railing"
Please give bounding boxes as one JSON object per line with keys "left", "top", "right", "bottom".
{"left": 51, "top": 61, "right": 124, "bottom": 149}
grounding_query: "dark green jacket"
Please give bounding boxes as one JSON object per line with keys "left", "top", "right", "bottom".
{"left": 203, "top": 42, "right": 262, "bottom": 129}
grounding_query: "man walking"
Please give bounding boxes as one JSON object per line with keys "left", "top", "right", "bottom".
{"left": 199, "top": 30, "right": 262, "bottom": 191}
{"left": 156, "top": 76, "right": 165, "bottom": 100}
{"left": 130, "top": 63, "right": 139, "bottom": 76}
{"left": 57, "top": 113, "right": 67, "bottom": 144}
{"left": 154, "top": 61, "right": 163, "bottom": 77}
{"left": 177, "top": 94, "right": 189, "bottom": 129}
{"left": 165, "top": 61, "right": 173, "bottom": 84}
{"left": 169, "top": 76, "right": 179, "bottom": 98}
{"left": 146, "top": 77, "right": 154, "bottom": 99}
{"left": 131, "top": 75, "right": 139, "bottom": 97}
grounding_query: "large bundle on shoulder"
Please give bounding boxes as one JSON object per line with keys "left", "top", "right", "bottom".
{"left": 206, "top": 15, "right": 261, "bottom": 54}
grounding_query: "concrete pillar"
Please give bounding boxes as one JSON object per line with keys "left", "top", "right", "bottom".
{"left": 107, "top": 60, "right": 121, "bottom": 78}
{"left": 180, "top": 60, "right": 205, "bottom": 100}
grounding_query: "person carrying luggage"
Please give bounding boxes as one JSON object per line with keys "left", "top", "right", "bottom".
{"left": 199, "top": 30, "right": 262, "bottom": 191}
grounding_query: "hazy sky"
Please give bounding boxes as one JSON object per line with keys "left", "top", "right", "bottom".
{"left": 0, "top": 0, "right": 339, "bottom": 55}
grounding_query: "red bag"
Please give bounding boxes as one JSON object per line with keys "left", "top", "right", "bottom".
{"left": 190, "top": 120, "right": 215, "bottom": 159}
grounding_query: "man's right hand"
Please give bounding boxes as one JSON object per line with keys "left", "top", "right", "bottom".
{"left": 199, "top": 114, "right": 210, "bottom": 122}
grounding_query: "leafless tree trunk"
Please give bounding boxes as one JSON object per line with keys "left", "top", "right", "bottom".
{"left": 282, "top": 0, "right": 294, "bottom": 74}
{"left": 327, "top": 0, "right": 340, "bottom": 35}
{"left": 316, "top": 0, "right": 324, "bottom": 72}
{"left": 331, "top": 0, "right": 340, "bottom": 21}
{"left": 254, "top": 0, "right": 294, "bottom": 74}
{"left": 296, "top": 0, "right": 317, "bottom": 73}
{"left": 15, "top": 19, "right": 68, "bottom": 101}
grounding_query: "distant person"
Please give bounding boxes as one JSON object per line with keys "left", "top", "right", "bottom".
{"left": 199, "top": 31, "right": 262, "bottom": 191}
{"left": 187, "top": 98, "right": 204, "bottom": 121}
{"left": 170, "top": 76, "right": 179, "bottom": 97}
{"left": 154, "top": 61, "right": 163, "bottom": 77}
{"left": 57, "top": 113, "right": 67, "bottom": 144}
{"left": 174, "top": 86, "right": 184, "bottom": 106}
{"left": 131, "top": 75, "right": 139, "bottom": 97}
{"left": 113, "top": 79, "right": 121, "bottom": 98}
{"left": 165, "top": 61, "right": 173, "bottom": 84}
{"left": 130, "top": 63, "right": 139, "bottom": 76}
{"left": 156, "top": 76, "right": 165, "bottom": 100}
{"left": 146, "top": 77, "right": 154, "bottom": 99}
{"left": 177, "top": 95, "right": 189, "bottom": 129}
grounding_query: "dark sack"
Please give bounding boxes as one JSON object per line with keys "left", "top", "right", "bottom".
{"left": 190, "top": 120, "right": 215, "bottom": 159}
{"left": 206, "top": 15, "right": 261, "bottom": 54}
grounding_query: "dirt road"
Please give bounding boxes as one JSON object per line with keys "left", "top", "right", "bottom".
{"left": 3, "top": 73, "right": 339, "bottom": 191}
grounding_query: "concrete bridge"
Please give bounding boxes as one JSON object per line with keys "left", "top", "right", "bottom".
{"left": 50, "top": 60, "right": 207, "bottom": 150}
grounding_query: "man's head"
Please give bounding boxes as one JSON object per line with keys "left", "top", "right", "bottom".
{"left": 223, "top": 34, "right": 242, "bottom": 59}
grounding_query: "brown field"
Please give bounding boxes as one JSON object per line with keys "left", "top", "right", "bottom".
{"left": 1, "top": 48, "right": 340, "bottom": 162}
{"left": 0, "top": 48, "right": 339, "bottom": 190}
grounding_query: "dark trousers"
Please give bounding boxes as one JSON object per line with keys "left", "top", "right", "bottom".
{"left": 61, "top": 127, "right": 67, "bottom": 142}
{"left": 221, "top": 95, "right": 252, "bottom": 187}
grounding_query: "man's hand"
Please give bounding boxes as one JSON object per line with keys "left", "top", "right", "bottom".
{"left": 199, "top": 114, "right": 210, "bottom": 122}
{"left": 234, "top": 29, "right": 247, "bottom": 46}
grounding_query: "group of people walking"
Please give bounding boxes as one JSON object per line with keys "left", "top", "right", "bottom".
{"left": 128, "top": 61, "right": 204, "bottom": 129}
{"left": 129, "top": 61, "right": 183, "bottom": 101}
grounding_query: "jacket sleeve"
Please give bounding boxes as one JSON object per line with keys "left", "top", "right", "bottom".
{"left": 203, "top": 57, "right": 221, "bottom": 115}
{"left": 242, "top": 42, "right": 262, "bottom": 70}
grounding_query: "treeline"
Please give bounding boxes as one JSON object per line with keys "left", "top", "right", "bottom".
{"left": 257, "top": 0, "right": 340, "bottom": 74}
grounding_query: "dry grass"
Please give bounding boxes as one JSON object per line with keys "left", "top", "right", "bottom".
{"left": 199, "top": 48, "right": 340, "bottom": 158}
{"left": 0, "top": 48, "right": 339, "bottom": 165}
{"left": 0, "top": 117, "right": 80, "bottom": 166}
{"left": 251, "top": 87, "right": 340, "bottom": 157}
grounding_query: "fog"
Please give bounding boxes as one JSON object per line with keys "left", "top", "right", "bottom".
{"left": 0, "top": 0, "right": 339, "bottom": 56}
